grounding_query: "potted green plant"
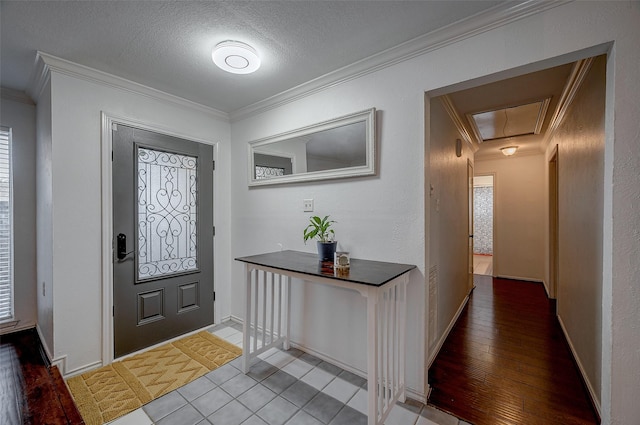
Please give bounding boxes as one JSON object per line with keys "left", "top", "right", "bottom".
{"left": 303, "top": 215, "right": 337, "bottom": 261}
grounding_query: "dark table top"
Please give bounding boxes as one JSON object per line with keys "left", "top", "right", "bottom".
{"left": 235, "top": 250, "right": 416, "bottom": 287}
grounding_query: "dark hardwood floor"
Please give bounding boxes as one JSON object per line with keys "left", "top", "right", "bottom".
{"left": 0, "top": 328, "right": 84, "bottom": 425}
{"left": 428, "top": 275, "right": 599, "bottom": 425}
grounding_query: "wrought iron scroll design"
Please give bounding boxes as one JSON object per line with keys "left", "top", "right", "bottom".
{"left": 137, "top": 147, "right": 198, "bottom": 279}
{"left": 255, "top": 165, "right": 285, "bottom": 180}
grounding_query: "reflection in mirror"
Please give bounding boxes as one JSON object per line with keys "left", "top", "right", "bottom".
{"left": 254, "top": 154, "right": 291, "bottom": 179}
{"left": 307, "top": 121, "right": 367, "bottom": 171}
{"left": 249, "top": 108, "right": 376, "bottom": 186}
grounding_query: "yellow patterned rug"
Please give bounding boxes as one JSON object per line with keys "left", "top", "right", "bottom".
{"left": 66, "top": 331, "right": 241, "bottom": 425}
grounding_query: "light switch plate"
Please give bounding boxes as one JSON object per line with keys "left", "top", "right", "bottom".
{"left": 303, "top": 199, "right": 314, "bottom": 212}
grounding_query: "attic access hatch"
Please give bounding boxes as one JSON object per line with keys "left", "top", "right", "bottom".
{"left": 467, "top": 98, "right": 550, "bottom": 143}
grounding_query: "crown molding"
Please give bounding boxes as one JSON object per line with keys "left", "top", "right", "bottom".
{"left": 542, "top": 57, "right": 594, "bottom": 150}
{"left": 230, "top": 0, "right": 571, "bottom": 122}
{"left": 1, "top": 86, "right": 35, "bottom": 105}
{"left": 28, "top": 52, "right": 229, "bottom": 120}
{"left": 440, "top": 95, "right": 480, "bottom": 153}
{"left": 26, "top": 52, "right": 50, "bottom": 103}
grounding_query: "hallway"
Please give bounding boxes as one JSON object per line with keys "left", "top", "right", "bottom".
{"left": 428, "top": 275, "right": 598, "bottom": 424}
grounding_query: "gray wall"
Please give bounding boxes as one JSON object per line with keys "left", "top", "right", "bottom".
{"left": 0, "top": 91, "right": 37, "bottom": 331}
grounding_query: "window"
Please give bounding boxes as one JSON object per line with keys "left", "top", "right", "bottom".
{"left": 0, "top": 127, "right": 13, "bottom": 321}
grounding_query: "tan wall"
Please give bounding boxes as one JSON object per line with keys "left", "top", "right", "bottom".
{"left": 428, "top": 97, "right": 472, "bottom": 357}
{"left": 474, "top": 154, "right": 546, "bottom": 283}
{"left": 549, "top": 55, "right": 606, "bottom": 408}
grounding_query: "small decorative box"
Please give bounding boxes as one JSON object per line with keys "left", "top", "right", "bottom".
{"left": 334, "top": 251, "right": 350, "bottom": 269}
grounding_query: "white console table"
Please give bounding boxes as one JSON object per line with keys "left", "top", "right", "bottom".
{"left": 235, "top": 250, "right": 415, "bottom": 425}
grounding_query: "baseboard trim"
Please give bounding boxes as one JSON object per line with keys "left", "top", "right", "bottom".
{"left": 405, "top": 388, "right": 427, "bottom": 404}
{"left": 63, "top": 360, "right": 103, "bottom": 379}
{"left": 229, "top": 315, "right": 427, "bottom": 401}
{"left": 289, "top": 341, "right": 367, "bottom": 379}
{"left": 64, "top": 321, "right": 220, "bottom": 378}
{"left": 557, "top": 314, "right": 602, "bottom": 418}
{"left": 427, "top": 293, "right": 470, "bottom": 368}
{"left": 33, "top": 325, "right": 70, "bottom": 375}
{"left": 496, "top": 274, "right": 544, "bottom": 284}
{"left": 288, "top": 341, "right": 426, "bottom": 403}
{"left": 229, "top": 314, "right": 244, "bottom": 326}
{"left": 230, "top": 315, "right": 363, "bottom": 376}
{"left": 541, "top": 279, "right": 551, "bottom": 299}
{"left": 35, "top": 324, "right": 54, "bottom": 364}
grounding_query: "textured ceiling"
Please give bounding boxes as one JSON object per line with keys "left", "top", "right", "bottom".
{"left": 1, "top": 0, "right": 503, "bottom": 113}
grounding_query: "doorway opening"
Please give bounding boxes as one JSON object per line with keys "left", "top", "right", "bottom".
{"left": 473, "top": 174, "right": 494, "bottom": 276}
{"left": 101, "top": 113, "right": 218, "bottom": 364}
{"left": 426, "top": 50, "right": 607, "bottom": 424}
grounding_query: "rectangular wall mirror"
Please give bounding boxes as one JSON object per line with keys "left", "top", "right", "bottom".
{"left": 248, "top": 108, "right": 376, "bottom": 186}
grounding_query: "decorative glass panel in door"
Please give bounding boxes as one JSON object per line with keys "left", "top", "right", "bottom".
{"left": 137, "top": 147, "right": 198, "bottom": 280}
{"left": 255, "top": 165, "right": 285, "bottom": 180}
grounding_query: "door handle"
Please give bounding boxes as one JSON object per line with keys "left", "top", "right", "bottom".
{"left": 116, "top": 233, "right": 135, "bottom": 260}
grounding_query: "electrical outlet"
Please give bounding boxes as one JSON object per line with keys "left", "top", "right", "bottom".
{"left": 303, "top": 199, "right": 314, "bottom": 212}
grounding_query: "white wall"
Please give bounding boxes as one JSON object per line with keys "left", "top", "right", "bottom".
{"left": 36, "top": 80, "right": 54, "bottom": 354}
{"left": 548, "top": 54, "right": 606, "bottom": 410}
{"left": 231, "top": 82, "right": 428, "bottom": 392}
{"left": 229, "top": 2, "right": 640, "bottom": 418}
{"left": 0, "top": 92, "right": 38, "bottom": 332}
{"left": 605, "top": 22, "right": 640, "bottom": 422}
{"left": 230, "top": 68, "right": 427, "bottom": 396}
{"left": 474, "top": 154, "right": 546, "bottom": 283}
{"left": 19, "top": 2, "right": 640, "bottom": 421}
{"left": 35, "top": 66, "right": 231, "bottom": 375}
{"left": 428, "top": 97, "right": 472, "bottom": 357}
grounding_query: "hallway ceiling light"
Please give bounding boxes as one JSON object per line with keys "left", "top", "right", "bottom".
{"left": 500, "top": 146, "right": 518, "bottom": 156}
{"left": 212, "top": 41, "right": 260, "bottom": 74}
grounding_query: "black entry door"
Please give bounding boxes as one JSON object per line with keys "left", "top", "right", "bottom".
{"left": 112, "top": 124, "right": 214, "bottom": 358}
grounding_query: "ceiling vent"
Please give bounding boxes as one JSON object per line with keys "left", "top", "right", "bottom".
{"left": 467, "top": 98, "right": 550, "bottom": 143}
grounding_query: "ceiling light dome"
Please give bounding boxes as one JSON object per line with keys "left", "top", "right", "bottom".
{"left": 212, "top": 41, "right": 260, "bottom": 74}
{"left": 500, "top": 146, "right": 518, "bottom": 156}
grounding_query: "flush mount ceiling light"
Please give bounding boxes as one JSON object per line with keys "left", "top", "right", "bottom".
{"left": 212, "top": 41, "right": 260, "bottom": 74}
{"left": 500, "top": 146, "right": 519, "bottom": 156}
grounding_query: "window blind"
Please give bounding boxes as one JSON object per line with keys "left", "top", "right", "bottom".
{"left": 0, "top": 127, "right": 13, "bottom": 321}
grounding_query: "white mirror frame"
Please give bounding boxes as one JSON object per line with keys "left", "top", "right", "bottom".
{"left": 248, "top": 108, "right": 376, "bottom": 186}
